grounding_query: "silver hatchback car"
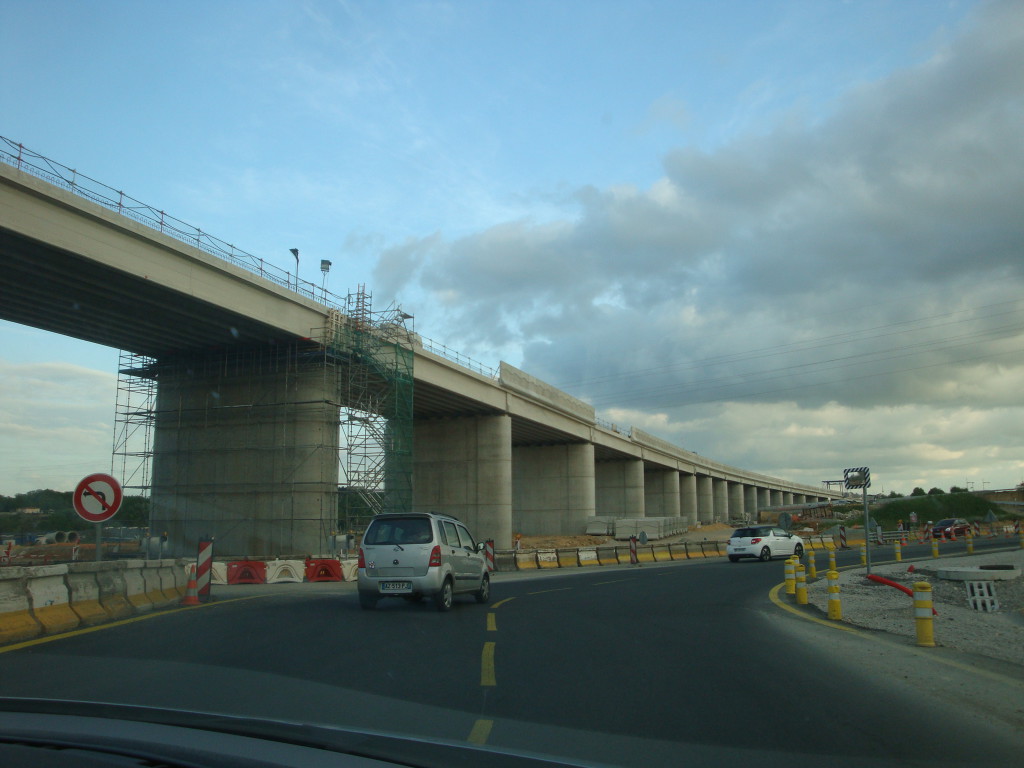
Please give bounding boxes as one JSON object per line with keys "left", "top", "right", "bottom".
{"left": 357, "top": 512, "right": 490, "bottom": 611}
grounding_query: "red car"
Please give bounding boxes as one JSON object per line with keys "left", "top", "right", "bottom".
{"left": 931, "top": 518, "right": 970, "bottom": 539}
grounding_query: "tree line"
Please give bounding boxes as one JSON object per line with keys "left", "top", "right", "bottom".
{"left": 0, "top": 489, "right": 149, "bottom": 532}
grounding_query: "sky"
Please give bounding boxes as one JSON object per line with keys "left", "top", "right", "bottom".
{"left": 1, "top": 0, "right": 1022, "bottom": 498}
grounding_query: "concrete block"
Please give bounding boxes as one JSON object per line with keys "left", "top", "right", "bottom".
{"left": 0, "top": 566, "right": 42, "bottom": 644}
{"left": 122, "top": 560, "right": 154, "bottom": 612}
{"left": 64, "top": 562, "right": 110, "bottom": 626}
{"left": 92, "top": 561, "right": 133, "bottom": 619}
{"left": 24, "top": 564, "right": 79, "bottom": 635}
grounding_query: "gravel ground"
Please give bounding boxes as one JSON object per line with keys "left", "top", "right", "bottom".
{"left": 805, "top": 548, "right": 1024, "bottom": 666}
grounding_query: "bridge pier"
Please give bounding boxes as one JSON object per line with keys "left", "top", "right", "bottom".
{"left": 412, "top": 414, "right": 512, "bottom": 547}
{"left": 644, "top": 468, "right": 680, "bottom": 518}
{"left": 680, "top": 473, "right": 699, "bottom": 527}
{"left": 696, "top": 476, "right": 714, "bottom": 524}
{"left": 743, "top": 485, "right": 758, "bottom": 521}
{"left": 512, "top": 443, "right": 595, "bottom": 538}
{"left": 712, "top": 479, "right": 728, "bottom": 523}
{"left": 148, "top": 347, "right": 339, "bottom": 558}
{"left": 595, "top": 458, "right": 645, "bottom": 518}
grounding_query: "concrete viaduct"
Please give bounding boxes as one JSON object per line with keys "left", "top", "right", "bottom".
{"left": 0, "top": 151, "right": 840, "bottom": 556}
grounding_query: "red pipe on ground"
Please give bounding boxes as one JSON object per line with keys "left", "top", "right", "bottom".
{"left": 867, "top": 573, "right": 937, "bottom": 615}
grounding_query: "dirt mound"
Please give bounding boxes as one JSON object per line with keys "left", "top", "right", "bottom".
{"left": 516, "top": 535, "right": 612, "bottom": 550}
{"left": 514, "top": 522, "right": 736, "bottom": 550}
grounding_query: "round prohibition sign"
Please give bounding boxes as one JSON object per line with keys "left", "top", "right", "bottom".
{"left": 73, "top": 473, "right": 123, "bottom": 523}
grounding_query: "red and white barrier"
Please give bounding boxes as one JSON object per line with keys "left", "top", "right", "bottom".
{"left": 485, "top": 540, "right": 495, "bottom": 572}
{"left": 195, "top": 539, "right": 213, "bottom": 602}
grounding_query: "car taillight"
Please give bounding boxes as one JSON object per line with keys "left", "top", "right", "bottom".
{"left": 358, "top": 548, "right": 366, "bottom": 568}
{"left": 750, "top": 538, "right": 762, "bottom": 544}
{"left": 428, "top": 545, "right": 442, "bottom": 568}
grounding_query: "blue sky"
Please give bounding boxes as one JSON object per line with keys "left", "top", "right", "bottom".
{"left": 3, "top": 0, "right": 1023, "bottom": 497}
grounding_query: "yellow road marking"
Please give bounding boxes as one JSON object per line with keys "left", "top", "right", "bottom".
{"left": 768, "top": 582, "right": 860, "bottom": 633}
{"left": 0, "top": 594, "right": 269, "bottom": 655}
{"left": 486, "top": 612, "right": 497, "bottom": 631}
{"left": 467, "top": 718, "right": 493, "bottom": 745}
{"left": 594, "top": 579, "right": 631, "bottom": 585}
{"left": 481, "top": 641, "right": 496, "bottom": 686}
{"left": 490, "top": 597, "right": 516, "bottom": 609}
{"left": 769, "top": 580, "right": 1024, "bottom": 688}
{"left": 526, "top": 587, "right": 573, "bottom": 595}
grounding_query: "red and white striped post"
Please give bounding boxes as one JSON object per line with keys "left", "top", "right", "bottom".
{"left": 629, "top": 536, "right": 639, "bottom": 565}
{"left": 839, "top": 525, "right": 848, "bottom": 549}
{"left": 195, "top": 538, "right": 214, "bottom": 603}
{"left": 485, "top": 540, "right": 495, "bottom": 572}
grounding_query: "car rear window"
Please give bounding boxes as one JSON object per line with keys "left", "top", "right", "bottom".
{"left": 733, "top": 527, "right": 770, "bottom": 538}
{"left": 364, "top": 517, "right": 433, "bottom": 545}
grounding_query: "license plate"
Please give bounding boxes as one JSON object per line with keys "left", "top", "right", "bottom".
{"left": 380, "top": 581, "right": 411, "bottom": 593}
{"left": 733, "top": 547, "right": 746, "bottom": 552}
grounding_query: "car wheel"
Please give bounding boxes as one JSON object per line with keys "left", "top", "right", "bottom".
{"left": 793, "top": 544, "right": 804, "bottom": 558}
{"left": 475, "top": 574, "right": 490, "bottom": 604}
{"left": 435, "top": 578, "right": 454, "bottom": 612}
{"left": 728, "top": 555, "right": 739, "bottom": 562}
{"left": 358, "top": 592, "right": 377, "bottom": 611}
{"left": 759, "top": 546, "right": 772, "bottom": 562}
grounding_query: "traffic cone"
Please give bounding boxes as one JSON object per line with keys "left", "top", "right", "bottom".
{"left": 181, "top": 565, "right": 201, "bottom": 606}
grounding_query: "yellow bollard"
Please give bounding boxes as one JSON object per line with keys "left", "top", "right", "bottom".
{"left": 827, "top": 570, "right": 842, "bottom": 620}
{"left": 827, "top": 545, "right": 836, "bottom": 572}
{"left": 795, "top": 564, "right": 807, "bottom": 605}
{"left": 913, "top": 582, "right": 936, "bottom": 647}
{"left": 931, "top": 536, "right": 939, "bottom": 558}
{"left": 784, "top": 558, "right": 796, "bottom": 595}
{"left": 808, "top": 550, "right": 817, "bottom": 579}
{"left": 966, "top": 529, "right": 974, "bottom": 555}
{"left": 894, "top": 540, "right": 902, "bottom": 562}
{"left": 860, "top": 544, "right": 866, "bottom": 565}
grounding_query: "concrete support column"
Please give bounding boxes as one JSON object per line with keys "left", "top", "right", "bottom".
{"left": 770, "top": 489, "right": 783, "bottom": 507}
{"left": 783, "top": 491, "right": 794, "bottom": 505}
{"left": 150, "top": 353, "right": 338, "bottom": 558}
{"left": 793, "top": 494, "right": 805, "bottom": 506}
{"left": 512, "top": 443, "right": 595, "bottom": 537}
{"left": 728, "top": 482, "right": 744, "bottom": 524}
{"left": 595, "top": 459, "right": 645, "bottom": 518}
{"left": 713, "top": 479, "right": 729, "bottom": 523}
{"left": 696, "top": 476, "right": 714, "bottom": 525}
{"left": 757, "top": 488, "right": 770, "bottom": 516}
{"left": 744, "top": 485, "right": 758, "bottom": 522}
{"left": 644, "top": 468, "right": 680, "bottom": 518}
{"left": 680, "top": 474, "right": 698, "bottom": 527}
{"left": 413, "top": 414, "right": 512, "bottom": 547}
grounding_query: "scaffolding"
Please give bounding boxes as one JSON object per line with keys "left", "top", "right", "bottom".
{"left": 109, "top": 285, "right": 415, "bottom": 551}
{"left": 111, "top": 350, "right": 157, "bottom": 495}
{"left": 329, "top": 285, "right": 415, "bottom": 531}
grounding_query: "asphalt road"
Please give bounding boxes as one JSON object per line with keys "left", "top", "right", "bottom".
{"left": 0, "top": 542, "right": 1021, "bottom": 767}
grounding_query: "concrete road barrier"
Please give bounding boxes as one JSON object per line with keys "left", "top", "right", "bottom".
{"left": 0, "top": 567, "right": 41, "bottom": 644}
{"left": 24, "top": 564, "right": 80, "bottom": 635}
{"left": 64, "top": 562, "right": 110, "bottom": 626}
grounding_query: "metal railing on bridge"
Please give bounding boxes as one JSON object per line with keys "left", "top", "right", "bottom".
{"left": 0, "top": 135, "right": 498, "bottom": 379}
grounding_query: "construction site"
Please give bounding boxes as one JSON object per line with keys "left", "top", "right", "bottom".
{"left": 111, "top": 286, "right": 414, "bottom": 558}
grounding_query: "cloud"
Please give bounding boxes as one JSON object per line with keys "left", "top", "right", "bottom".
{"left": 374, "top": 0, "right": 1024, "bottom": 490}
{"left": 0, "top": 361, "right": 116, "bottom": 495}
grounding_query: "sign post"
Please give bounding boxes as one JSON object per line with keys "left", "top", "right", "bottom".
{"left": 72, "top": 473, "right": 123, "bottom": 562}
{"left": 843, "top": 467, "right": 871, "bottom": 574}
